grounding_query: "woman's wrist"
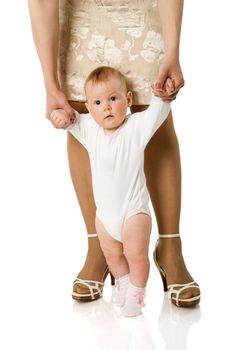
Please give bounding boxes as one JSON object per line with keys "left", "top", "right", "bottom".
{"left": 44, "top": 76, "right": 61, "bottom": 94}
{"left": 163, "top": 48, "right": 180, "bottom": 62}
{"left": 45, "top": 84, "right": 60, "bottom": 96}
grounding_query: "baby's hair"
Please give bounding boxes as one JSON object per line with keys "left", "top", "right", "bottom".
{"left": 84, "top": 66, "right": 128, "bottom": 94}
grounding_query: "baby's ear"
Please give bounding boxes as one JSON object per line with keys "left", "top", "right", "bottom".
{"left": 127, "top": 91, "right": 133, "bottom": 107}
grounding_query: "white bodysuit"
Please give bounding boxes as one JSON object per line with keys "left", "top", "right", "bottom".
{"left": 67, "top": 96, "right": 171, "bottom": 242}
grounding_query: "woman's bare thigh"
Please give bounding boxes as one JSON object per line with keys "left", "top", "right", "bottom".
{"left": 69, "top": 100, "right": 88, "bottom": 113}
{"left": 130, "top": 105, "right": 149, "bottom": 113}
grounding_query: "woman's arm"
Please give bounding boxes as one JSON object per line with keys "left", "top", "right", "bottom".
{"left": 158, "top": 0, "right": 184, "bottom": 60}
{"left": 28, "top": 0, "right": 75, "bottom": 120}
{"left": 154, "top": 0, "right": 185, "bottom": 101}
{"left": 28, "top": 0, "right": 59, "bottom": 92}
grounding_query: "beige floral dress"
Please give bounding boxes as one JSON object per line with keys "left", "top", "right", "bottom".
{"left": 58, "top": 0, "right": 165, "bottom": 105}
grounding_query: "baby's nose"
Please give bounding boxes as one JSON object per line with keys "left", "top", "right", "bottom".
{"left": 104, "top": 102, "right": 111, "bottom": 111}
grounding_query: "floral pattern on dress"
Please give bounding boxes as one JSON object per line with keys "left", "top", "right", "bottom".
{"left": 87, "top": 32, "right": 122, "bottom": 66}
{"left": 105, "top": 5, "right": 145, "bottom": 39}
{"left": 59, "top": 0, "right": 164, "bottom": 105}
{"left": 141, "top": 31, "right": 164, "bottom": 63}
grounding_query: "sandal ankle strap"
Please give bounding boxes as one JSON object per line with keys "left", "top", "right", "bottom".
{"left": 88, "top": 233, "right": 98, "bottom": 237}
{"left": 158, "top": 234, "right": 180, "bottom": 238}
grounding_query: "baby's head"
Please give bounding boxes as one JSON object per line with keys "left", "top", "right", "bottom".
{"left": 84, "top": 66, "right": 133, "bottom": 134}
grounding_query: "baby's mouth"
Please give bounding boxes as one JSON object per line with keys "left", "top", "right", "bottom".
{"left": 104, "top": 115, "right": 113, "bottom": 119}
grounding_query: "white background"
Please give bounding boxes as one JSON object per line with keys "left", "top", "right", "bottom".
{"left": 0, "top": 1, "right": 233, "bottom": 349}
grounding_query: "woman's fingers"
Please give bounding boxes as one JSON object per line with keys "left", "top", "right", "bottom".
{"left": 171, "top": 80, "right": 185, "bottom": 94}
{"left": 165, "top": 78, "right": 175, "bottom": 95}
{"left": 46, "top": 89, "right": 76, "bottom": 121}
{"left": 63, "top": 101, "right": 76, "bottom": 121}
{"left": 153, "top": 57, "right": 185, "bottom": 100}
{"left": 152, "top": 77, "right": 184, "bottom": 101}
{"left": 152, "top": 87, "right": 178, "bottom": 102}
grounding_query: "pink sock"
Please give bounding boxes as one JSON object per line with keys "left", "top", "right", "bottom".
{"left": 113, "top": 274, "right": 130, "bottom": 307}
{"left": 122, "top": 282, "right": 146, "bottom": 317}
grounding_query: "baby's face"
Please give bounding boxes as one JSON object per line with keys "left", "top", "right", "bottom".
{"left": 85, "top": 77, "right": 132, "bottom": 134}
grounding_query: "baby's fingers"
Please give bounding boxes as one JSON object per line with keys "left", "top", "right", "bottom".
{"left": 50, "top": 116, "right": 63, "bottom": 128}
{"left": 50, "top": 109, "right": 70, "bottom": 128}
{"left": 164, "top": 78, "right": 175, "bottom": 95}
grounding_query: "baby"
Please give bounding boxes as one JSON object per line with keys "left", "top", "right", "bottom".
{"left": 50, "top": 67, "right": 171, "bottom": 317}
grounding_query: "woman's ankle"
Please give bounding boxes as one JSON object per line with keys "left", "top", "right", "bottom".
{"left": 77, "top": 241, "right": 107, "bottom": 279}
{"left": 86, "top": 235, "right": 106, "bottom": 260}
{"left": 85, "top": 247, "right": 106, "bottom": 266}
{"left": 157, "top": 236, "right": 182, "bottom": 253}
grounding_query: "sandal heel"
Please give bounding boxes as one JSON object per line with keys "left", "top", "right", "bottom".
{"left": 72, "top": 233, "right": 113, "bottom": 302}
{"left": 154, "top": 251, "right": 168, "bottom": 292}
{"left": 159, "top": 271, "right": 168, "bottom": 292}
{"left": 110, "top": 272, "right": 115, "bottom": 286}
{"left": 153, "top": 234, "right": 201, "bottom": 307}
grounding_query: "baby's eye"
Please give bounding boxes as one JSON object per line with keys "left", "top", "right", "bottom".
{"left": 110, "top": 96, "right": 116, "bottom": 101}
{"left": 94, "top": 100, "right": 101, "bottom": 105}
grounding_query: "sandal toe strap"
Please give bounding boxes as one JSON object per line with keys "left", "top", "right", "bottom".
{"left": 168, "top": 281, "right": 200, "bottom": 306}
{"left": 73, "top": 278, "right": 104, "bottom": 299}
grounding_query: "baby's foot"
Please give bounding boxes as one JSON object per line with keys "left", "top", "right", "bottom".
{"left": 122, "top": 282, "right": 146, "bottom": 317}
{"left": 113, "top": 274, "right": 129, "bottom": 307}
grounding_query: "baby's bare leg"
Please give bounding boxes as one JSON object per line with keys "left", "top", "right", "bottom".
{"left": 95, "top": 216, "right": 129, "bottom": 278}
{"left": 122, "top": 214, "right": 152, "bottom": 287}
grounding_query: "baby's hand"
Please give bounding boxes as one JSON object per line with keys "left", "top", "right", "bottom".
{"left": 151, "top": 77, "right": 175, "bottom": 102}
{"left": 50, "top": 109, "right": 75, "bottom": 129}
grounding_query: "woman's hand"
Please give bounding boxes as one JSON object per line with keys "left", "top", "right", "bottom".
{"left": 46, "top": 89, "right": 76, "bottom": 128}
{"left": 152, "top": 77, "right": 175, "bottom": 101}
{"left": 153, "top": 56, "right": 185, "bottom": 102}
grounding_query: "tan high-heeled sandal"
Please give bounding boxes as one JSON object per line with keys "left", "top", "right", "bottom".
{"left": 72, "top": 233, "right": 115, "bottom": 302}
{"left": 153, "top": 234, "right": 201, "bottom": 307}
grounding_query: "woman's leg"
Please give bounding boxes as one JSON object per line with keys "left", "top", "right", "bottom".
{"left": 130, "top": 105, "right": 199, "bottom": 300}
{"left": 67, "top": 101, "right": 107, "bottom": 292}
